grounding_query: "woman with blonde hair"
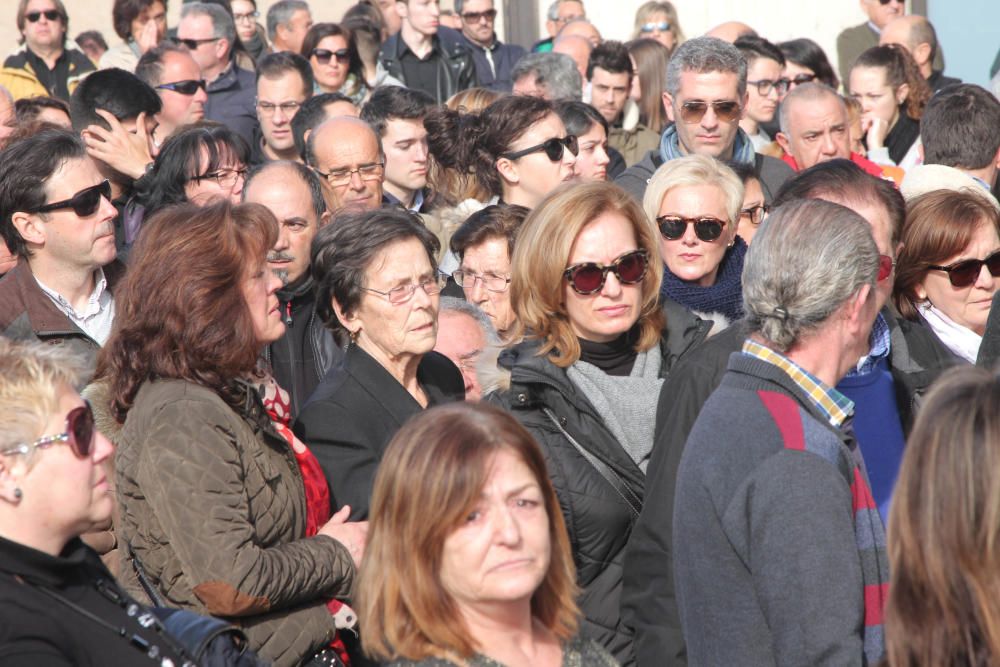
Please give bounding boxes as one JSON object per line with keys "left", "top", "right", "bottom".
{"left": 358, "top": 402, "right": 615, "bottom": 666}
{"left": 885, "top": 365, "right": 1000, "bottom": 666}
{"left": 631, "top": 2, "right": 684, "bottom": 53}
{"left": 493, "top": 180, "right": 709, "bottom": 663}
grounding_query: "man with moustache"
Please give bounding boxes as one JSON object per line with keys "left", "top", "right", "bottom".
{"left": 305, "top": 116, "right": 385, "bottom": 213}
{"left": 136, "top": 42, "right": 210, "bottom": 147}
{"left": 0, "top": 129, "right": 121, "bottom": 379}
{"left": 244, "top": 160, "right": 339, "bottom": 416}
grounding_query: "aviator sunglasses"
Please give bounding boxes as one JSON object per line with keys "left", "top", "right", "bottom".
{"left": 678, "top": 100, "right": 741, "bottom": 124}
{"left": 657, "top": 215, "right": 726, "bottom": 242}
{"left": 501, "top": 135, "right": 578, "bottom": 162}
{"left": 927, "top": 250, "right": 1000, "bottom": 288}
{"left": 27, "top": 180, "right": 111, "bottom": 217}
{"left": 564, "top": 249, "right": 650, "bottom": 295}
{"left": 0, "top": 401, "right": 95, "bottom": 459}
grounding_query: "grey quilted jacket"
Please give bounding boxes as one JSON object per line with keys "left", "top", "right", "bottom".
{"left": 115, "top": 379, "right": 354, "bottom": 666}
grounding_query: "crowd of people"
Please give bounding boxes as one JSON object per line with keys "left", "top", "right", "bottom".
{"left": 1, "top": 0, "right": 1000, "bottom": 665}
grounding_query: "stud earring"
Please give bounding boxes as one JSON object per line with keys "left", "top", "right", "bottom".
{"left": 13, "top": 488, "right": 22, "bottom": 501}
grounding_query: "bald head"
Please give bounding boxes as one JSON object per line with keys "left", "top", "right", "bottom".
{"left": 557, "top": 18, "right": 601, "bottom": 47}
{"left": 553, "top": 34, "right": 592, "bottom": 83}
{"left": 880, "top": 15, "right": 937, "bottom": 75}
{"left": 777, "top": 83, "right": 851, "bottom": 170}
{"left": 306, "top": 117, "right": 384, "bottom": 212}
{"left": 705, "top": 22, "right": 757, "bottom": 43}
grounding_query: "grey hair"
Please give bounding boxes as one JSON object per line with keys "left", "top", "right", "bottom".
{"left": 743, "top": 198, "right": 879, "bottom": 352}
{"left": 181, "top": 2, "right": 236, "bottom": 50}
{"left": 454, "top": 0, "right": 493, "bottom": 14}
{"left": 778, "top": 82, "right": 845, "bottom": 135}
{"left": 511, "top": 52, "right": 582, "bottom": 102}
{"left": 266, "top": 0, "right": 309, "bottom": 42}
{"left": 665, "top": 36, "right": 746, "bottom": 98}
{"left": 439, "top": 297, "right": 500, "bottom": 346}
{"left": 546, "top": 0, "right": 561, "bottom": 21}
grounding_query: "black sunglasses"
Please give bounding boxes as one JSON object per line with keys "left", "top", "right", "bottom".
{"left": 657, "top": 215, "right": 727, "bottom": 242}
{"left": 501, "top": 135, "right": 578, "bottom": 162}
{"left": 461, "top": 9, "right": 497, "bottom": 23}
{"left": 311, "top": 48, "right": 351, "bottom": 64}
{"left": 564, "top": 249, "right": 650, "bottom": 295}
{"left": 927, "top": 250, "right": 1000, "bottom": 288}
{"left": 27, "top": 180, "right": 111, "bottom": 217}
{"left": 156, "top": 79, "right": 207, "bottom": 95}
{"left": 26, "top": 9, "right": 61, "bottom": 22}
{"left": 176, "top": 37, "right": 221, "bottom": 50}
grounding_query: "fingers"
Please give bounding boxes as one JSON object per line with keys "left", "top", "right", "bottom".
{"left": 329, "top": 505, "right": 351, "bottom": 524}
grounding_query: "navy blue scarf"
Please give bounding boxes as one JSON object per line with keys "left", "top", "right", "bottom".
{"left": 660, "top": 236, "right": 747, "bottom": 322}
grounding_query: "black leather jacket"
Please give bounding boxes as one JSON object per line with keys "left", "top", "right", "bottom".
{"left": 377, "top": 27, "right": 478, "bottom": 104}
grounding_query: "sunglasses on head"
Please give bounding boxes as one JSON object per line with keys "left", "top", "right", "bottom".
{"left": 27, "top": 180, "right": 111, "bottom": 217}
{"left": 927, "top": 250, "right": 1000, "bottom": 288}
{"left": 0, "top": 401, "right": 95, "bottom": 460}
{"left": 26, "top": 9, "right": 60, "bottom": 22}
{"left": 678, "top": 100, "right": 741, "bottom": 124}
{"left": 155, "top": 79, "right": 207, "bottom": 95}
{"left": 564, "top": 249, "right": 650, "bottom": 295}
{"left": 501, "top": 135, "right": 578, "bottom": 162}
{"left": 657, "top": 215, "right": 726, "bottom": 242}
{"left": 311, "top": 48, "right": 351, "bottom": 64}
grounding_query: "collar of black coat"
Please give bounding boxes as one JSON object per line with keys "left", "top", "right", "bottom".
{"left": 0, "top": 535, "right": 92, "bottom": 587}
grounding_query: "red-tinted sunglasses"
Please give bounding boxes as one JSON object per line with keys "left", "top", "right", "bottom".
{"left": 878, "top": 254, "right": 895, "bottom": 282}
{"left": 0, "top": 401, "right": 95, "bottom": 459}
{"left": 564, "top": 249, "right": 650, "bottom": 295}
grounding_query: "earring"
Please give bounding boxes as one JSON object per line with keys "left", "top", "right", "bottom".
{"left": 349, "top": 329, "right": 359, "bottom": 346}
{"left": 13, "top": 488, "right": 22, "bottom": 501}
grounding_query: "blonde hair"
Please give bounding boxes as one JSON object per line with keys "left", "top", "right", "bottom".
{"left": 509, "top": 181, "right": 664, "bottom": 367}
{"left": 632, "top": 1, "right": 685, "bottom": 47}
{"left": 0, "top": 338, "right": 88, "bottom": 458}
{"left": 642, "top": 154, "right": 744, "bottom": 225}
{"left": 358, "top": 403, "right": 579, "bottom": 660}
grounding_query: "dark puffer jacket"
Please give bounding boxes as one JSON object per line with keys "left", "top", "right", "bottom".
{"left": 116, "top": 379, "right": 355, "bottom": 667}
{"left": 490, "top": 300, "right": 708, "bottom": 666}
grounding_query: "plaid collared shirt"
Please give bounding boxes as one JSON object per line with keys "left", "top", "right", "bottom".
{"left": 847, "top": 312, "right": 891, "bottom": 377}
{"left": 742, "top": 339, "right": 854, "bottom": 428}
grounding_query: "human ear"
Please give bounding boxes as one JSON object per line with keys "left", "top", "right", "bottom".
{"left": 495, "top": 156, "right": 520, "bottom": 186}
{"left": 11, "top": 211, "right": 45, "bottom": 248}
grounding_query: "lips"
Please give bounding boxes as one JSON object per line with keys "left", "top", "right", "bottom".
{"left": 679, "top": 253, "right": 702, "bottom": 261}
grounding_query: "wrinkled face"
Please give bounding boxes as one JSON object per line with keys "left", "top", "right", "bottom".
{"left": 459, "top": 0, "right": 495, "bottom": 45}
{"left": 439, "top": 449, "right": 551, "bottom": 612}
{"left": 22, "top": 0, "right": 65, "bottom": 52}
{"left": 184, "top": 148, "right": 246, "bottom": 205}
{"left": 564, "top": 211, "right": 645, "bottom": 343}
{"left": 735, "top": 178, "right": 765, "bottom": 245}
{"left": 571, "top": 122, "right": 609, "bottom": 182}
{"left": 657, "top": 184, "right": 736, "bottom": 287}
{"left": 398, "top": 0, "right": 440, "bottom": 37}
{"left": 546, "top": 0, "right": 584, "bottom": 37}
{"left": 347, "top": 237, "right": 439, "bottom": 361}
{"left": 312, "top": 124, "right": 384, "bottom": 211}
{"left": 382, "top": 117, "right": 429, "bottom": 197}
{"left": 230, "top": 0, "right": 258, "bottom": 42}
{"left": 155, "top": 51, "right": 208, "bottom": 130}
{"left": 664, "top": 70, "right": 745, "bottom": 160}
{"left": 19, "top": 156, "right": 117, "bottom": 271}
{"left": 257, "top": 71, "right": 308, "bottom": 154}
{"left": 11, "top": 385, "right": 115, "bottom": 545}
{"left": 177, "top": 13, "right": 225, "bottom": 73}
{"left": 590, "top": 67, "right": 630, "bottom": 124}
{"left": 916, "top": 222, "right": 1000, "bottom": 337}
{"left": 245, "top": 168, "right": 321, "bottom": 286}
{"left": 433, "top": 310, "right": 487, "bottom": 400}
{"left": 744, "top": 57, "right": 782, "bottom": 125}
{"left": 498, "top": 112, "right": 575, "bottom": 208}
{"left": 129, "top": 0, "right": 167, "bottom": 44}
{"left": 242, "top": 259, "right": 285, "bottom": 344}
{"left": 850, "top": 65, "right": 903, "bottom": 130}
{"left": 310, "top": 34, "right": 350, "bottom": 92}
{"left": 638, "top": 11, "right": 674, "bottom": 50}
{"left": 862, "top": 0, "right": 904, "bottom": 30}
{"left": 783, "top": 94, "right": 851, "bottom": 169}
{"left": 460, "top": 236, "right": 514, "bottom": 333}
{"left": 558, "top": 20, "right": 601, "bottom": 48}
{"left": 279, "top": 9, "right": 313, "bottom": 53}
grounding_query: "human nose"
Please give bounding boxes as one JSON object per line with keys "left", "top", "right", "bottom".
{"left": 267, "top": 271, "right": 283, "bottom": 294}
{"left": 701, "top": 106, "right": 719, "bottom": 129}
{"left": 596, "top": 145, "right": 610, "bottom": 167}
{"left": 348, "top": 169, "right": 365, "bottom": 190}
{"left": 821, "top": 132, "right": 837, "bottom": 156}
{"left": 600, "top": 268, "right": 623, "bottom": 297}
{"left": 415, "top": 139, "right": 429, "bottom": 163}
{"left": 974, "top": 262, "right": 996, "bottom": 290}
{"left": 272, "top": 227, "right": 291, "bottom": 252}
{"left": 681, "top": 221, "right": 699, "bottom": 245}
{"left": 493, "top": 504, "right": 522, "bottom": 545}
{"left": 92, "top": 431, "right": 114, "bottom": 465}
{"left": 98, "top": 195, "right": 117, "bottom": 222}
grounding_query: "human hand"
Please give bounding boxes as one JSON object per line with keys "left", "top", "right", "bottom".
{"left": 318, "top": 505, "right": 369, "bottom": 566}
{"left": 864, "top": 116, "right": 889, "bottom": 150}
{"left": 137, "top": 19, "right": 159, "bottom": 54}
{"left": 82, "top": 109, "right": 154, "bottom": 180}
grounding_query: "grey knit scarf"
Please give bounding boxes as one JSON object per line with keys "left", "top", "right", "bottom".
{"left": 567, "top": 347, "right": 663, "bottom": 472}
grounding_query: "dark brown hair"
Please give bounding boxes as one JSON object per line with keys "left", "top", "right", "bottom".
{"left": 450, "top": 204, "right": 529, "bottom": 261}
{"left": 625, "top": 38, "right": 672, "bottom": 133}
{"left": 112, "top": 0, "right": 165, "bottom": 40}
{"left": 851, "top": 44, "right": 931, "bottom": 121}
{"left": 97, "top": 200, "right": 278, "bottom": 421}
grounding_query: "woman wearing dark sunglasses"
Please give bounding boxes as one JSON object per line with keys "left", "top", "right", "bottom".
{"left": 426, "top": 95, "right": 577, "bottom": 210}
{"left": 301, "top": 23, "right": 367, "bottom": 104}
{"left": 491, "top": 181, "right": 709, "bottom": 664}
{"left": 894, "top": 190, "right": 1000, "bottom": 364}
{"left": 643, "top": 154, "right": 746, "bottom": 329}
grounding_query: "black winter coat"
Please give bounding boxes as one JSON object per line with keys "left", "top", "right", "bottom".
{"left": 490, "top": 300, "right": 709, "bottom": 666}
{"left": 377, "top": 27, "right": 478, "bottom": 104}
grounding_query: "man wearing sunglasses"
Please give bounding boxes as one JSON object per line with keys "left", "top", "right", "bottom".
{"left": 0, "top": 0, "right": 95, "bottom": 102}
{"left": 455, "top": 0, "right": 525, "bottom": 92}
{"left": 177, "top": 2, "right": 258, "bottom": 147}
{"left": 0, "top": 129, "right": 121, "bottom": 379}
{"left": 615, "top": 37, "right": 794, "bottom": 206}
{"left": 136, "top": 42, "right": 210, "bottom": 144}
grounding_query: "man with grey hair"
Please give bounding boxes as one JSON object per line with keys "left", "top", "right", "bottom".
{"left": 177, "top": 1, "right": 257, "bottom": 145}
{"left": 673, "top": 198, "right": 888, "bottom": 665}
{"left": 267, "top": 0, "right": 312, "bottom": 55}
{"left": 433, "top": 297, "right": 497, "bottom": 401}
{"left": 532, "top": 0, "right": 585, "bottom": 53}
{"left": 511, "top": 52, "right": 582, "bottom": 101}
{"left": 615, "top": 36, "right": 793, "bottom": 204}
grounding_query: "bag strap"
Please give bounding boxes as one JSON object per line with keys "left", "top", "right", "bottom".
{"left": 542, "top": 407, "right": 642, "bottom": 519}
{"left": 126, "top": 541, "right": 167, "bottom": 608}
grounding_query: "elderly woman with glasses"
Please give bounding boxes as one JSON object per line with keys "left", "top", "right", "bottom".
{"left": 491, "top": 180, "right": 709, "bottom": 664}
{"left": 644, "top": 154, "right": 746, "bottom": 329}
{"left": 294, "top": 208, "right": 465, "bottom": 522}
